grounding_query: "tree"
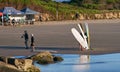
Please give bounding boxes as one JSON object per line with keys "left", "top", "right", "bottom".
{"left": 106, "top": 0, "right": 116, "bottom": 4}
{"left": 93, "top": 0, "right": 106, "bottom": 4}
{"left": 82, "top": 0, "right": 93, "bottom": 4}
{"left": 0, "top": 0, "right": 7, "bottom": 4}
{"left": 69, "top": 0, "right": 83, "bottom": 6}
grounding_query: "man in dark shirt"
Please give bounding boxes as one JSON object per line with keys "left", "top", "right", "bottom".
{"left": 22, "top": 30, "right": 29, "bottom": 49}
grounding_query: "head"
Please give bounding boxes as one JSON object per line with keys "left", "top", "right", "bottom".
{"left": 31, "top": 34, "right": 34, "bottom": 36}
{"left": 24, "top": 30, "right": 27, "bottom": 33}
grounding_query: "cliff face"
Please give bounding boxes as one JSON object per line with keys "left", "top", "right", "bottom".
{"left": 37, "top": 12, "right": 120, "bottom": 21}
{"left": 78, "top": 12, "right": 120, "bottom": 20}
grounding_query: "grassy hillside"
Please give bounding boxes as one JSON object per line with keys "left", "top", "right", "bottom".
{"left": 0, "top": 0, "right": 109, "bottom": 14}
{"left": 69, "top": 0, "right": 120, "bottom": 10}
{"left": 0, "top": 0, "right": 120, "bottom": 20}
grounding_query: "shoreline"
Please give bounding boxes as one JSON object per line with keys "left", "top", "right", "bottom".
{"left": 0, "top": 46, "right": 120, "bottom": 56}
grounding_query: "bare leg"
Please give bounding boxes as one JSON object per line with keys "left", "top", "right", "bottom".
{"left": 80, "top": 45, "right": 83, "bottom": 51}
{"left": 31, "top": 46, "right": 35, "bottom": 52}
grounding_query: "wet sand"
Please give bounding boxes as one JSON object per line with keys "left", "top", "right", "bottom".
{"left": 0, "top": 19, "right": 120, "bottom": 56}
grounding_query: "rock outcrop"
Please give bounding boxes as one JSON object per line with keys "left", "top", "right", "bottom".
{"left": 30, "top": 51, "right": 54, "bottom": 64}
{"left": 29, "top": 51, "right": 63, "bottom": 64}
{"left": 38, "top": 12, "right": 120, "bottom": 21}
{"left": 0, "top": 61, "right": 23, "bottom": 72}
{"left": 76, "top": 12, "right": 120, "bottom": 20}
{"left": 0, "top": 56, "right": 40, "bottom": 72}
{"left": 0, "top": 51, "right": 63, "bottom": 72}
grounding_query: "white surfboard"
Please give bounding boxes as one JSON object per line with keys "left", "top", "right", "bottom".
{"left": 85, "top": 22, "right": 90, "bottom": 49}
{"left": 71, "top": 28, "right": 88, "bottom": 49}
{"left": 78, "top": 23, "right": 89, "bottom": 49}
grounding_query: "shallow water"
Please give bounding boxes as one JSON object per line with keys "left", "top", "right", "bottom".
{"left": 34, "top": 53, "right": 120, "bottom": 72}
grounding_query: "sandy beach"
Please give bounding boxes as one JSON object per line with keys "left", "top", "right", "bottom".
{"left": 0, "top": 19, "right": 120, "bottom": 56}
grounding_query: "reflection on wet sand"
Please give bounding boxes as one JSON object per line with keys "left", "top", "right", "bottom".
{"left": 74, "top": 55, "right": 90, "bottom": 72}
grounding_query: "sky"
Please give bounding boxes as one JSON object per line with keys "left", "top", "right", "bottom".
{"left": 54, "top": 0, "right": 70, "bottom": 2}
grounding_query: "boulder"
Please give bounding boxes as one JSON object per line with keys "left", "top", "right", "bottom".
{"left": 7, "top": 58, "right": 40, "bottom": 72}
{"left": 31, "top": 51, "right": 54, "bottom": 64}
{"left": 27, "top": 66, "right": 40, "bottom": 72}
{"left": 39, "top": 13, "right": 50, "bottom": 21}
{"left": 113, "top": 12, "right": 118, "bottom": 19}
{"left": 29, "top": 51, "right": 64, "bottom": 64}
{"left": 0, "top": 56, "right": 8, "bottom": 63}
{"left": 0, "top": 61, "right": 40, "bottom": 72}
{"left": 79, "top": 14, "right": 85, "bottom": 20}
{"left": 95, "top": 14, "right": 104, "bottom": 19}
{"left": 118, "top": 12, "right": 120, "bottom": 18}
{"left": 0, "top": 61, "right": 22, "bottom": 72}
{"left": 53, "top": 56, "right": 63, "bottom": 62}
{"left": 14, "top": 59, "right": 33, "bottom": 71}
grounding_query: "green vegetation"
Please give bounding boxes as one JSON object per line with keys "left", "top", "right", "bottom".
{"left": 0, "top": 0, "right": 119, "bottom": 14}
{"left": 0, "top": 0, "right": 120, "bottom": 20}
{"left": 69, "top": 0, "right": 120, "bottom": 10}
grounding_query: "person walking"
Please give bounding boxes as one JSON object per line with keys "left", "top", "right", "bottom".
{"left": 30, "top": 34, "right": 35, "bottom": 52}
{"left": 21, "top": 30, "right": 29, "bottom": 49}
{"left": 12, "top": 19, "right": 15, "bottom": 26}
